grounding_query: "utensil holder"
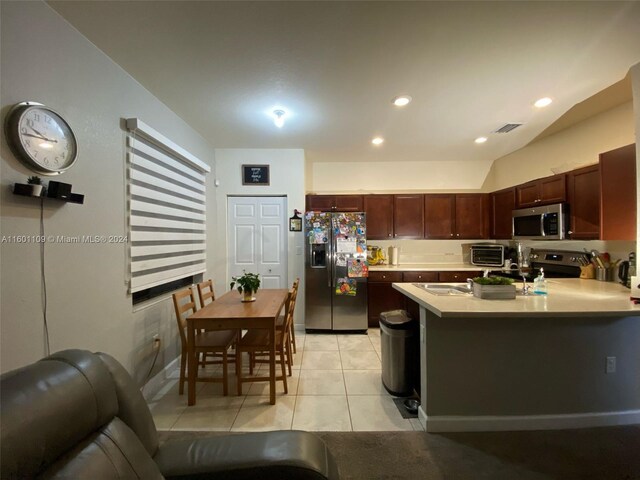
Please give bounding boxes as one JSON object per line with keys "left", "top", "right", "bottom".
{"left": 580, "top": 264, "right": 595, "bottom": 279}
{"left": 595, "top": 267, "right": 614, "bottom": 282}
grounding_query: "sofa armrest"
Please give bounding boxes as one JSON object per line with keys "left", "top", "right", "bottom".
{"left": 154, "top": 430, "right": 339, "bottom": 480}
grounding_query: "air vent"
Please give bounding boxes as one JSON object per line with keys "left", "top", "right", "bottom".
{"left": 492, "top": 123, "right": 523, "bottom": 134}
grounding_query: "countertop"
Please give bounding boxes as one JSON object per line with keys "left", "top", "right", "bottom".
{"left": 393, "top": 278, "right": 640, "bottom": 318}
{"left": 369, "top": 263, "right": 486, "bottom": 272}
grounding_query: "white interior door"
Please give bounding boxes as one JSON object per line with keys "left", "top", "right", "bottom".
{"left": 228, "top": 196, "right": 287, "bottom": 290}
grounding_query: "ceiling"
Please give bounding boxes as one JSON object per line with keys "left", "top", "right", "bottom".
{"left": 48, "top": 1, "right": 640, "bottom": 166}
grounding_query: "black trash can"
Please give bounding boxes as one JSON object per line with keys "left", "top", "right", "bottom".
{"left": 379, "top": 309, "right": 418, "bottom": 396}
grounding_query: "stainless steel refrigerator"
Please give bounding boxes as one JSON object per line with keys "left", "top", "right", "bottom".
{"left": 304, "top": 212, "right": 368, "bottom": 331}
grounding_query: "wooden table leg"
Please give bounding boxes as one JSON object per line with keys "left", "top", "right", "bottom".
{"left": 187, "top": 322, "right": 196, "bottom": 406}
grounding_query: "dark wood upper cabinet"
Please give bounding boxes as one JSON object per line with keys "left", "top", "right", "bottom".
{"left": 490, "top": 187, "right": 515, "bottom": 239}
{"left": 424, "top": 194, "right": 455, "bottom": 239}
{"left": 516, "top": 174, "right": 566, "bottom": 208}
{"left": 335, "top": 195, "right": 363, "bottom": 211}
{"left": 306, "top": 194, "right": 363, "bottom": 212}
{"left": 567, "top": 165, "right": 600, "bottom": 239}
{"left": 393, "top": 194, "right": 424, "bottom": 239}
{"left": 364, "top": 195, "right": 394, "bottom": 240}
{"left": 600, "top": 144, "right": 636, "bottom": 241}
{"left": 424, "top": 194, "right": 487, "bottom": 239}
{"left": 455, "top": 194, "right": 489, "bottom": 239}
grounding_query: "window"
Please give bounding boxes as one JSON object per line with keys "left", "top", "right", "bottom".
{"left": 126, "top": 118, "right": 210, "bottom": 297}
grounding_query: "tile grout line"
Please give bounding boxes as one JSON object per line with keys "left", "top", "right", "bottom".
{"left": 338, "top": 338, "right": 354, "bottom": 432}
{"left": 290, "top": 334, "right": 305, "bottom": 430}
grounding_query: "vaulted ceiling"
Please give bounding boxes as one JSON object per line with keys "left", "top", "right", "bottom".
{"left": 48, "top": 1, "right": 640, "bottom": 165}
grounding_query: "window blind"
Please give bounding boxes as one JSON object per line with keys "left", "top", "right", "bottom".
{"left": 126, "top": 118, "right": 210, "bottom": 293}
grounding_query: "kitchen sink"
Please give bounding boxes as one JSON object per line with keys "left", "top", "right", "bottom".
{"left": 413, "top": 283, "right": 472, "bottom": 296}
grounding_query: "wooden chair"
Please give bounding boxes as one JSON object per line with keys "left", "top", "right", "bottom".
{"left": 172, "top": 287, "right": 237, "bottom": 396}
{"left": 235, "top": 290, "right": 294, "bottom": 395}
{"left": 287, "top": 279, "right": 300, "bottom": 354}
{"left": 196, "top": 279, "right": 239, "bottom": 367}
{"left": 250, "top": 280, "right": 299, "bottom": 376}
{"left": 196, "top": 279, "right": 215, "bottom": 308}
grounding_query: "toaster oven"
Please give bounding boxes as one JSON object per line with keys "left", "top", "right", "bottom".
{"left": 470, "top": 244, "right": 506, "bottom": 267}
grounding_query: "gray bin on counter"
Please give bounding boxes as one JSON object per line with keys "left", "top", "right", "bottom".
{"left": 380, "top": 309, "right": 417, "bottom": 396}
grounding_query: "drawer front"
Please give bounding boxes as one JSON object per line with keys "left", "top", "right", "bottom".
{"left": 438, "top": 271, "right": 478, "bottom": 283}
{"left": 368, "top": 271, "right": 403, "bottom": 282}
{"left": 402, "top": 271, "right": 438, "bottom": 282}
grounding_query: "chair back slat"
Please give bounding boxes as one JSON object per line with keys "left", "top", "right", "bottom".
{"left": 196, "top": 279, "right": 215, "bottom": 307}
{"left": 172, "top": 288, "right": 197, "bottom": 347}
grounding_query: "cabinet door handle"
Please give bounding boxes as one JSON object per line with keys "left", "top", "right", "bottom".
{"left": 568, "top": 230, "right": 573, "bottom": 235}
{"left": 388, "top": 233, "right": 392, "bottom": 237}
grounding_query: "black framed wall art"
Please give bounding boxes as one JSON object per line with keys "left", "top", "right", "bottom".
{"left": 242, "top": 164, "right": 270, "bottom": 185}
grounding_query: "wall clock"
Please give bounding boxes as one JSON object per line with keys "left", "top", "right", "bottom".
{"left": 4, "top": 101, "right": 78, "bottom": 175}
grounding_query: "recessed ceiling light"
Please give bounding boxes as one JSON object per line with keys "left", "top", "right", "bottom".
{"left": 271, "top": 109, "right": 286, "bottom": 128}
{"left": 534, "top": 97, "right": 553, "bottom": 108}
{"left": 474, "top": 137, "right": 488, "bottom": 144}
{"left": 392, "top": 95, "right": 412, "bottom": 107}
{"left": 372, "top": 137, "right": 384, "bottom": 146}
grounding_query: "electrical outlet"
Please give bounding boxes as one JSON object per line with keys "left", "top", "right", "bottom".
{"left": 606, "top": 356, "right": 616, "bottom": 374}
{"left": 152, "top": 334, "right": 161, "bottom": 349}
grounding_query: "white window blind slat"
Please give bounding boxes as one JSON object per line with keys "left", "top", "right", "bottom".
{"left": 132, "top": 252, "right": 206, "bottom": 274}
{"left": 127, "top": 119, "right": 208, "bottom": 293}
{"left": 130, "top": 199, "right": 205, "bottom": 222}
{"left": 130, "top": 151, "right": 205, "bottom": 193}
{"left": 130, "top": 266, "right": 207, "bottom": 293}
{"left": 130, "top": 169, "right": 206, "bottom": 204}
{"left": 131, "top": 243, "right": 204, "bottom": 257}
{"left": 130, "top": 215, "right": 205, "bottom": 231}
{"left": 130, "top": 230, "right": 206, "bottom": 242}
{"left": 131, "top": 187, "right": 205, "bottom": 213}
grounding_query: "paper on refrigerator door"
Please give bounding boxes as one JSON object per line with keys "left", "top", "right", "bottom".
{"left": 335, "top": 277, "right": 357, "bottom": 296}
{"left": 336, "top": 237, "right": 357, "bottom": 253}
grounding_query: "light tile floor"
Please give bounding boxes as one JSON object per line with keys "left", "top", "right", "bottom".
{"left": 148, "top": 328, "right": 424, "bottom": 432}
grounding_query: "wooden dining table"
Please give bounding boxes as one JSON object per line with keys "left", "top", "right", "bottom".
{"left": 186, "top": 288, "right": 289, "bottom": 406}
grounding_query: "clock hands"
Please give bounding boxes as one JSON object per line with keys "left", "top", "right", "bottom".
{"left": 27, "top": 127, "right": 58, "bottom": 143}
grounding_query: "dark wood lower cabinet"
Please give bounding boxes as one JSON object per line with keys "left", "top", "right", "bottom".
{"left": 367, "top": 272, "right": 404, "bottom": 327}
{"left": 367, "top": 270, "right": 480, "bottom": 327}
{"left": 438, "top": 271, "right": 479, "bottom": 282}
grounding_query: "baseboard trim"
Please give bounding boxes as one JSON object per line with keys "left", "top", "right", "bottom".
{"left": 424, "top": 410, "right": 640, "bottom": 432}
{"left": 141, "top": 356, "right": 180, "bottom": 401}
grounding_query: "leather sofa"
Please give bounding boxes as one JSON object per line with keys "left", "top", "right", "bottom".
{"left": 1, "top": 349, "right": 339, "bottom": 479}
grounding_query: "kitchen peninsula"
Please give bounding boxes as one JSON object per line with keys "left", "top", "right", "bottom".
{"left": 393, "top": 279, "right": 640, "bottom": 432}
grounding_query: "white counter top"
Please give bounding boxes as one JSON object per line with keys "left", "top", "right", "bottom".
{"left": 393, "top": 278, "right": 640, "bottom": 318}
{"left": 370, "top": 263, "right": 485, "bottom": 272}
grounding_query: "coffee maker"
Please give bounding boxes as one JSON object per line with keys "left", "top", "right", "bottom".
{"left": 618, "top": 252, "right": 636, "bottom": 288}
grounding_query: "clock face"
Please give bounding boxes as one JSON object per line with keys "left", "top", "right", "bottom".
{"left": 6, "top": 102, "right": 78, "bottom": 175}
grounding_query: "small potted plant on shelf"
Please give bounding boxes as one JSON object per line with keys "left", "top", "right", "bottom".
{"left": 27, "top": 175, "right": 43, "bottom": 197}
{"left": 230, "top": 271, "right": 261, "bottom": 302}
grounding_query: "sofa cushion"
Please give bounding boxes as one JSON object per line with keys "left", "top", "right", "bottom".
{"left": 1, "top": 349, "right": 118, "bottom": 478}
{"left": 39, "top": 417, "right": 164, "bottom": 480}
{"left": 154, "top": 430, "right": 340, "bottom": 480}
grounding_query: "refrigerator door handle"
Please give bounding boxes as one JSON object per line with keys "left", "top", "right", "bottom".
{"left": 328, "top": 247, "right": 333, "bottom": 287}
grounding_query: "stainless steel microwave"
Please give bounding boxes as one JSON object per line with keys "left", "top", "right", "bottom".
{"left": 512, "top": 203, "right": 566, "bottom": 240}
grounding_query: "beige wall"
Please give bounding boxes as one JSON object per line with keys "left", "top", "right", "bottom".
{"left": 0, "top": 2, "right": 216, "bottom": 377}
{"left": 212, "top": 149, "right": 306, "bottom": 326}
{"left": 308, "top": 159, "right": 494, "bottom": 193}
{"left": 482, "top": 101, "right": 635, "bottom": 192}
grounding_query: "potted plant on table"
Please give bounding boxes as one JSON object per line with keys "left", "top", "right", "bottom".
{"left": 27, "top": 175, "right": 43, "bottom": 197}
{"left": 230, "top": 271, "right": 261, "bottom": 302}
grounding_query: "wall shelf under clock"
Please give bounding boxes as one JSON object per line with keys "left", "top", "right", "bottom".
{"left": 12, "top": 183, "right": 85, "bottom": 204}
